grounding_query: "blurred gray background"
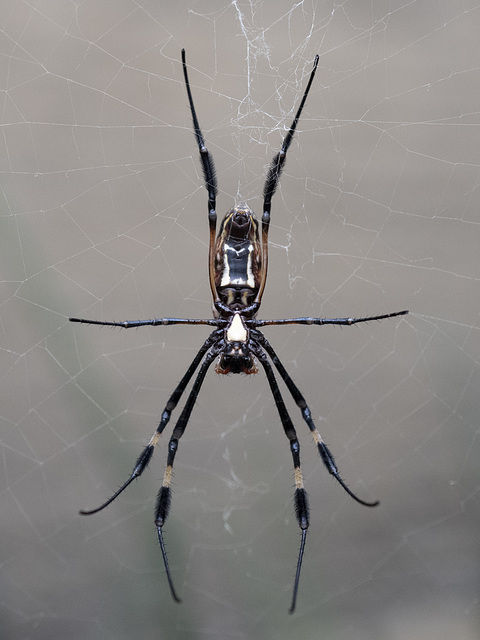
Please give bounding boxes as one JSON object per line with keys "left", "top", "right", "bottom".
{"left": 1, "top": 2, "right": 479, "bottom": 639}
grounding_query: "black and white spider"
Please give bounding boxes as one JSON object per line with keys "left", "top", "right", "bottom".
{"left": 70, "top": 50, "right": 408, "bottom": 613}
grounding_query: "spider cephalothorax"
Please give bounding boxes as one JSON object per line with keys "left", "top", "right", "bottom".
{"left": 215, "top": 312, "right": 257, "bottom": 375}
{"left": 70, "top": 49, "right": 408, "bottom": 613}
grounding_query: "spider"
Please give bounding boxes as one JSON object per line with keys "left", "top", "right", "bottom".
{"left": 70, "top": 49, "right": 408, "bottom": 613}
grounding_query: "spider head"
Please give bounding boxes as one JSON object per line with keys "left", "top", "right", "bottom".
{"left": 215, "top": 313, "right": 258, "bottom": 375}
{"left": 216, "top": 344, "right": 258, "bottom": 375}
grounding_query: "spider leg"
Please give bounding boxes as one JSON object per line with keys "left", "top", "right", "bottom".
{"left": 79, "top": 330, "right": 223, "bottom": 516}
{"left": 255, "top": 309, "right": 409, "bottom": 328}
{"left": 69, "top": 317, "right": 221, "bottom": 328}
{"left": 155, "top": 341, "right": 222, "bottom": 603}
{"left": 256, "top": 55, "right": 319, "bottom": 307}
{"left": 251, "top": 342, "right": 309, "bottom": 614}
{"left": 253, "top": 330, "right": 379, "bottom": 507}
{"left": 262, "top": 55, "right": 319, "bottom": 215}
{"left": 181, "top": 49, "right": 219, "bottom": 307}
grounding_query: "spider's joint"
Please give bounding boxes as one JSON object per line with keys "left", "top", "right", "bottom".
{"left": 294, "top": 466, "right": 304, "bottom": 490}
{"left": 163, "top": 464, "right": 173, "bottom": 488}
{"left": 149, "top": 433, "right": 161, "bottom": 448}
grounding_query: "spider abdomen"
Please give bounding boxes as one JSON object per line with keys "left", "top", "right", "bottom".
{"left": 215, "top": 205, "right": 262, "bottom": 300}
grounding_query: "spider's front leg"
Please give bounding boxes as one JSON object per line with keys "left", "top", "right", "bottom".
{"left": 252, "top": 343, "right": 309, "bottom": 614}
{"left": 154, "top": 343, "right": 221, "bottom": 603}
{"left": 78, "top": 330, "right": 222, "bottom": 517}
{"left": 255, "top": 330, "right": 379, "bottom": 507}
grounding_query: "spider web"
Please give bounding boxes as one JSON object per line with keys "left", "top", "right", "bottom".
{"left": 2, "top": 1, "right": 479, "bottom": 639}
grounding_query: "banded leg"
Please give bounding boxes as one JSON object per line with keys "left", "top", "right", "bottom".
{"left": 254, "top": 331, "right": 379, "bottom": 507}
{"left": 155, "top": 343, "right": 221, "bottom": 602}
{"left": 79, "top": 330, "right": 222, "bottom": 516}
{"left": 253, "top": 343, "right": 309, "bottom": 614}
